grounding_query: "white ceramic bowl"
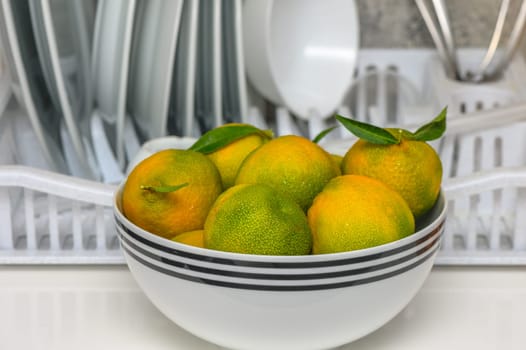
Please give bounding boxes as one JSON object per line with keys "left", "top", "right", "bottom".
{"left": 114, "top": 185, "right": 446, "bottom": 350}
{"left": 242, "top": 0, "right": 359, "bottom": 120}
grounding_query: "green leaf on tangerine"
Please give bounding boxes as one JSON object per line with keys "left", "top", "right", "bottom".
{"left": 335, "top": 115, "right": 399, "bottom": 145}
{"left": 409, "top": 107, "right": 447, "bottom": 141}
{"left": 140, "top": 183, "right": 189, "bottom": 193}
{"left": 189, "top": 124, "right": 273, "bottom": 154}
{"left": 312, "top": 126, "right": 337, "bottom": 144}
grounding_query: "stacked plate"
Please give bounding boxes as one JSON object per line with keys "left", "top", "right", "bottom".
{"left": 0, "top": 0, "right": 101, "bottom": 180}
{"left": 0, "top": 0, "right": 255, "bottom": 183}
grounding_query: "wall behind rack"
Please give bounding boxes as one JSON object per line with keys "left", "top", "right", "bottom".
{"left": 356, "top": 0, "right": 523, "bottom": 49}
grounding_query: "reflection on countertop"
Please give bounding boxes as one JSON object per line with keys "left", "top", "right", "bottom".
{"left": 0, "top": 265, "right": 525, "bottom": 350}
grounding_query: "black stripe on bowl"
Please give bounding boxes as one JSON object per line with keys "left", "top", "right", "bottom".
{"left": 117, "top": 221, "right": 440, "bottom": 275}
{"left": 122, "top": 242, "right": 440, "bottom": 291}
{"left": 117, "top": 226, "right": 442, "bottom": 281}
{"left": 115, "top": 217, "right": 445, "bottom": 269}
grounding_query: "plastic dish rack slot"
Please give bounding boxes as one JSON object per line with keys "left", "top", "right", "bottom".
{"left": 441, "top": 167, "right": 526, "bottom": 265}
{"left": 0, "top": 166, "right": 119, "bottom": 264}
{"left": 428, "top": 49, "right": 526, "bottom": 116}
{"left": 293, "top": 49, "right": 526, "bottom": 143}
{"left": 434, "top": 117, "right": 526, "bottom": 264}
{"left": 2, "top": 49, "right": 526, "bottom": 265}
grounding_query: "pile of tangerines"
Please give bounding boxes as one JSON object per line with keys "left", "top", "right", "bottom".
{"left": 122, "top": 109, "right": 446, "bottom": 255}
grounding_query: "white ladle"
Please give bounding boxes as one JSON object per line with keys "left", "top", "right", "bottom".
{"left": 242, "top": 0, "right": 359, "bottom": 130}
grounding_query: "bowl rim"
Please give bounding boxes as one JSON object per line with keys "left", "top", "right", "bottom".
{"left": 114, "top": 183, "right": 447, "bottom": 265}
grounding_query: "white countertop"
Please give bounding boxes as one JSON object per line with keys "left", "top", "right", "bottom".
{"left": 0, "top": 265, "right": 525, "bottom": 350}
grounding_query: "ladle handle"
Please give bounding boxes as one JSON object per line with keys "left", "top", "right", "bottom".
{"left": 415, "top": 0, "right": 458, "bottom": 80}
{"left": 471, "top": 0, "right": 510, "bottom": 82}
{"left": 487, "top": 0, "right": 526, "bottom": 80}
{"left": 431, "top": 0, "right": 459, "bottom": 78}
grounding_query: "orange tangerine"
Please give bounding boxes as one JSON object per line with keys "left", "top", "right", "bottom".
{"left": 122, "top": 149, "right": 222, "bottom": 238}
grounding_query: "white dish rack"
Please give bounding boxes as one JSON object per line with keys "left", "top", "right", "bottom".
{"left": 2, "top": 48, "right": 526, "bottom": 265}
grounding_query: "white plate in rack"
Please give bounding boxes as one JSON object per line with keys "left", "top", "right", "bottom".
{"left": 195, "top": 0, "right": 222, "bottom": 133}
{"left": 28, "top": 0, "right": 60, "bottom": 111}
{"left": 221, "top": 0, "right": 248, "bottom": 123}
{"left": 92, "top": 0, "right": 134, "bottom": 124}
{"left": 221, "top": 0, "right": 237, "bottom": 123}
{"left": 194, "top": 0, "right": 211, "bottom": 132}
{"left": 232, "top": 0, "right": 249, "bottom": 121}
{"left": 128, "top": 0, "right": 183, "bottom": 141}
{"left": 39, "top": 0, "right": 99, "bottom": 180}
{"left": 92, "top": 0, "right": 136, "bottom": 170}
{"left": 167, "top": 0, "right": 199, "bottom": 137}
{"left": 211, "top": 0, "right": 223, "bottom": 128}
{"left": 0, "top": 0, "right": 68, "bottom": 174}
{"left": 90, "top": 111, "right": 124, "bottom": 184}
